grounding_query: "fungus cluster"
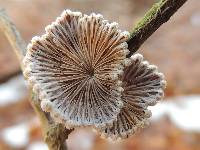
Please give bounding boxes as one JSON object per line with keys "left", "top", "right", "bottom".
{"left": 23, "top": 10, "right": 166, "bottom": 139}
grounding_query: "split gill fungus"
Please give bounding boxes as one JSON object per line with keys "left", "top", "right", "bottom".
{"left": 23, "top": 9, "right": 166, "bottom": 139}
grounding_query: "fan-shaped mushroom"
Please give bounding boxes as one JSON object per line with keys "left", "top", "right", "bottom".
{"left": 98, "top": 54, "right": 166, "bottom": 140}
{"left": 23, "top": 10, "right": 130, "bottom": 128}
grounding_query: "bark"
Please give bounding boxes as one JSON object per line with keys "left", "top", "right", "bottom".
{"left": 127, "top": 0, "right": 188, "bottom": 57}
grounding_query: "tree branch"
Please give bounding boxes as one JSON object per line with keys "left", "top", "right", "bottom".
{"left": 31, "top": 94, "right": 73, "bottom": 150}
{"left": 0, "top": 8, "right": 73, "bottom": 150}
{"left": 0, "top": 8, "right": 26, "bottom": 64}
{"left": 127, "top": 0, "right": 188, "bottom": 57}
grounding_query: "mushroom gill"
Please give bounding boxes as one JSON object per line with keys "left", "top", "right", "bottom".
{"left": 23, "top": 10, "right": 130, "bottom": 128}
{"left": 98, "top": 54, "right": 166, "bottom": 140}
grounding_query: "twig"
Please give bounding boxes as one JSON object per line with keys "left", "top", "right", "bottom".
{"left": 31, "top": 94, "right": 73, "bottom": 150}
{"left": 0, "top": 8, "right": 73, "bottom": 150}
{"left": 0, "top": 69, "right": 21, "bottom": 84}
{"left": 0, "top": 8, "right": 26, "bottom": 63}
{"left": 127, "top": 0, "right": 188, "bottom": 57}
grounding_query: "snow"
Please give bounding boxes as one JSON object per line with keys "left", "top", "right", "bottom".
{"left": 27, "top": 141, "right": 48, "bottom": 150}
{"left": 0, "top": 75, "right": 28, "bottom": 106}
{"left": 150, "top": 95, "right": 200, "bottom": 132}
{"left": 1, "top": 123, "right": 29, "bottom": 148}
{"left": 68, "top": 129, "right": 96, "bottom": 150}
{"left": 190, "top": 12, "right": 200, "bottom": 26}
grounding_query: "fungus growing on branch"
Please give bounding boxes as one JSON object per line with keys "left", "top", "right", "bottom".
{"left": 23, "top": 10, "right": 130, "bottom": 128}
{"left": 98, "top": 54, "right": 166, "bottom": 140}
{"left": 23, "top": 10, "right": 166, "bottom": 139}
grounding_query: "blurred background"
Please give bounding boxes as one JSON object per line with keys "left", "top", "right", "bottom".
{"left": 0, "top": 0, "right": 200, "bottom": 150}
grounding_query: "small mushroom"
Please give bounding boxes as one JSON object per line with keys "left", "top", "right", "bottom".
{"left": 23, "top": 10, "right": 130, "bottom": 128}
{"left": 98, "top": 54, "right": 166, "bottom": 140}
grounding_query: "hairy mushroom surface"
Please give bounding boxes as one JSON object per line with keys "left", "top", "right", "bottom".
{"left": 23, "top": 10, "right": 130, "bottom": 128}
{"left": 98, "top": 54, "right": 166, "bottom": 140}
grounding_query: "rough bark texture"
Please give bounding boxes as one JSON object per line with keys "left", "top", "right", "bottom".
{"left": 127, "top": 0, "right": 188, "bottom": 57}
{"left": 0, "top": 0, "right": 188, "bottom": 149}
{"left": 31, "top": 94, "right": 73, "bottom": 150}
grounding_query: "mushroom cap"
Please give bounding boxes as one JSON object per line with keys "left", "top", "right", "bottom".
{"left": 98, "top": 54, "right": 166, "bottom": 140}
{"left": 23, "top": 10, "right": 130, "bottom": 128}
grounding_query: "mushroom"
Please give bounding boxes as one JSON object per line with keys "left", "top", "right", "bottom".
{"left": 23, "top": 10, "right": 130, "bottom": 128}
{"left": 98, "top": 54, "right": 166, "bottom": 140}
